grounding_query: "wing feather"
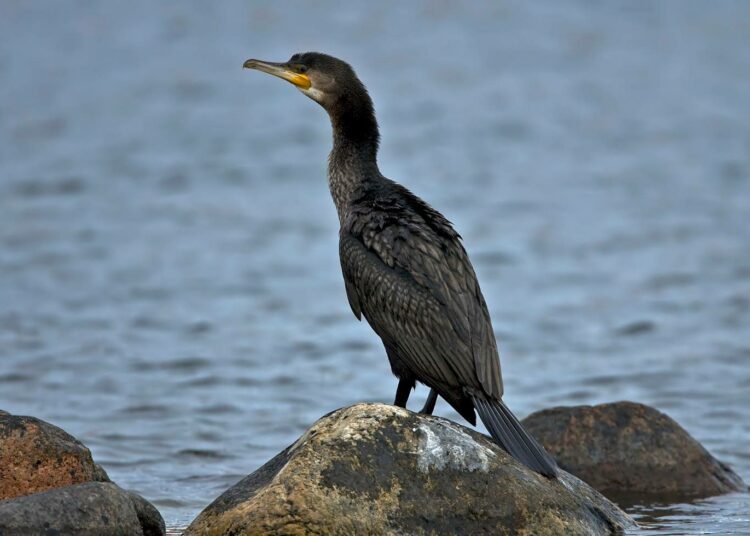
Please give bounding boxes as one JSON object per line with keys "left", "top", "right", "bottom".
{"left": 339, "top": 183, "right": 503, "bottom": 398}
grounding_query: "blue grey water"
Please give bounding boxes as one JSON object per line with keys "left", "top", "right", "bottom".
{"left": 1, "top": 1, "right": 749, "bottom": 533}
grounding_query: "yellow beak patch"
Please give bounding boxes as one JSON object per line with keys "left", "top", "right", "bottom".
{"left": 285, "top": 73, "right": 311, "bottom": 89}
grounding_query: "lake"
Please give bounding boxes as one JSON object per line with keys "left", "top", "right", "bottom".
{"left": 1, "top": 1, "right": 748, "bottom": 532}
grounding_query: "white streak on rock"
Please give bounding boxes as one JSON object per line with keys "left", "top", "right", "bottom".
{"left": 416, "top": 421, "right": 495, "bottom": 473}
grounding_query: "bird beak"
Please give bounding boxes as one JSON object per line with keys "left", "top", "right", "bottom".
{"left": 243, "top": 59, "right": 311, "bottom": 89}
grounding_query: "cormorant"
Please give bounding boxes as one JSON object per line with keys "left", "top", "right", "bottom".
{"left": 243, "top": 52, "right": 558, "bottom": 477}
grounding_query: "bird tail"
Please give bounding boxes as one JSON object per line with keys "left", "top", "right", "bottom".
{"left": 472, "top": 396, "right": 558, "bottom": 478}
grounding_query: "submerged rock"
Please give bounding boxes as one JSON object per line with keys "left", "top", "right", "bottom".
{"left": 522, "top": 401, "right": 747, "bottom": 501}
{"left": 0, "top": 410, "right": 165, "bottom": 535}
{"left": 185, "top": 403, "right": 633, "bottom": 535}
{"left": 0, "top": 482, "right": 165, "bottom": 536}
{"left": 0, "top": 410, "right": 110, "bottom": 500}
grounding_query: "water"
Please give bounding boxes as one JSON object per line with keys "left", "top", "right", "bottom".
{"left": 1, "top": 1, "right": 748, "bottom": 532}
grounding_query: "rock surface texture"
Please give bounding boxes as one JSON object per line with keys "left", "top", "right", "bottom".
{"left": 0, "top": 410, "right": 109, "bottom": 500}
{"left": 0, "top": 409, "right": 165, "bottom": 536}
{"left": 0, "top": 482, "right": 165, "bottom": 536}
{"left": 522, "top": 401, "right": 747, "bottom": 501}
{"left": 185, "top": 403, "right": 633, "bottom": 536}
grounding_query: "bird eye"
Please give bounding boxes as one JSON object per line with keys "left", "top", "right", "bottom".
{"left": 297, "top": 65, "right": 308, "bottom": 73}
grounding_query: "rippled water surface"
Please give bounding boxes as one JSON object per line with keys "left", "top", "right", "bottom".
{"left": 1, "top": 1, "right": 749, "bottom": 532}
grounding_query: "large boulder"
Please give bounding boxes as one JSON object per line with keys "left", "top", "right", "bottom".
{"left": 185, "top": 403, "right": 633, "bottom": 536}
{"left": 0, "top": 410, "right": 109, "bottom": 500}
{"left": 0, "top": 482, "right": 165, "bottom": 536}
{"left": 522, "top": 401, "right": 747, "bottom": 501}
{"left": 0, "top": 409, "right": 165, "bottom": 536}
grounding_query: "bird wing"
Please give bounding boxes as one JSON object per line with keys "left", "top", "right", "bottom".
{"left": 339, "top": 184, "right": 503, "bottom": 398}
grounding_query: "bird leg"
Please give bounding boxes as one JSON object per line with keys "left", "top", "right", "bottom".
{"left": 420, "top": 389, "right": 438, "bottom": 415}
{"left": 393, "top": 377, "right": 414, "bottom": 408}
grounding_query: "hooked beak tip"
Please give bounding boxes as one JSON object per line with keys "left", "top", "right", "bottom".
{"left": 242, "top": 58, "right": 312, "bottom": 90}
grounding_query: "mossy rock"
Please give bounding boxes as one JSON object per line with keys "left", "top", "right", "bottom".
{"left": 186, "top": 403, "right": 633, "bottom": 535}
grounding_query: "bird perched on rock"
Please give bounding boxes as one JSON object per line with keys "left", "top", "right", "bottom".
{"left": 244, "top": 52, "right": 557, "bottom": 477}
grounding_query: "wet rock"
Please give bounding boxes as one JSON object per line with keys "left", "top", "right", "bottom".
{"left": 522, "top": 401, "right": 747, "bottom": 501}
{"left": 0, "top": 482, "right": 165, "bottom": 536}
{"left": 185, "top": 403, "right": 633, "bottom": 535}
{"left": 0, "top": 410, "right": 110, "bottom": 500}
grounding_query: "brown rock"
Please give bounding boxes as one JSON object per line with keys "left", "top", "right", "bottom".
{"left": 185, "top": 403, "right": 633, "bottom": 536}
{"left": 0, "top": 411, "right": 110, "bottom": 500}
{"left": 522, "top": 401, "right": 747, "bottom": 501}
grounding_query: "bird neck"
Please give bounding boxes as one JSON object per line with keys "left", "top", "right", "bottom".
{"left": 327, "top": 98, "right": 381, "bottom": 222}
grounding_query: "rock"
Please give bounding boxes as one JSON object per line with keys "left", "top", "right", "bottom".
{"left": 185, "top": 403, "right": 633, "bottom": 536}
{"left": 0, "top": 481, "right": 166, "bottom": 536}
{"left": 522, "top": 401, "right": 747, "bottom": 501}
{"left": 0, "top": 410, "right": 165, "bottom": 535}
{"left": 127, "top": 488, "right": 168, "bottom": 536}
{"left": 0, "top": 410, "right": 110, "bottom": 500}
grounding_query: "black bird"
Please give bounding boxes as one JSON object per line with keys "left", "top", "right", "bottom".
{"left": 243, "top": 52, "right": 558, "bottom": 477}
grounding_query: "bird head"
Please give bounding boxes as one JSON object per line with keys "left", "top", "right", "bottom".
{"left": 243, "top": 52, "right": 368, "bottom": 112}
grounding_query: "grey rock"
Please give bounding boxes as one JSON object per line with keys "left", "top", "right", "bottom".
{"left": 0, "top": 482, "right": 166, "bottom": 536}
{"left": 126, "top": 488, "right": 168, "bottom": 536}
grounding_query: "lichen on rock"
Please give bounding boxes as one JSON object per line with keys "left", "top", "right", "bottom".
{"left": 185, "top": 403, "right": 633, "bottom": 535}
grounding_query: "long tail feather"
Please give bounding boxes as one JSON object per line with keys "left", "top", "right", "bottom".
{"left": 472, "top": 396, "right": 558, "bottom": 478}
